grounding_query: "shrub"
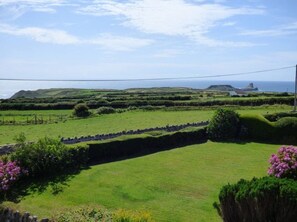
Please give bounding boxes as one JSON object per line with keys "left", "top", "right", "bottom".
{"left": 264, "top": 112, "right": 297, "bottom": 122}
{"left": 215, "top": 176, "right": 297, "bottom": 222}
{"left": 275, "top": 117, "right": 297, "bottom": 129}
{"left": 11, "top": 135, "right": 75, "bottom": 177}
{"left": 207, "top": 108, "right": 240, "bottom": 141}
{"left": 239, "top": 114, "right": 297, "bottom": 144}
{"left": 239, "top": 114, "right": 275, "bottom": 141}
{"left": 52, "top": 206, "right": 112, "bottom": 222}
{"left": 51, "top": 207, "right": 154, "bottom": 222}
{"left": 268, "top": 145, "right": 297, "bottom": 179}
{"left": 96, "top": 106, "right": 116, "bottom": 115}
{"left": 0, "top": 161, "right": 22, "bottom": 192}
{"left": 73, "top": 103, "right": 91, "bottom": 117}
{"left": 113, "top": 209, "right": 154, "bottom": 222}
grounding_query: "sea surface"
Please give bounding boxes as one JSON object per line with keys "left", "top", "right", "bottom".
{"left": 0, "top": 80, "right": 295, "bottom": 99}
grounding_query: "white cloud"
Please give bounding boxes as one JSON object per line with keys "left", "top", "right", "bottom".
{"left": 222, "top": 21, "right": 236, "bottom": 26}
{"left": 240, "top": 22, "right": 297, "bottom": 37}
{"left": 193, "top": 35, "right": 259, "bottom": 47}
{"left": 153, "top": 49, "right": 182, "bottom": 58}
{"left": 0, "top": 23, "right": 153, "bottom": 50}
{"left": 88, "top": 34, "right": 153, "bottom": 51}
{"left": 0, "top": 23, "right": 79, "bottom": 44}
{"left": 0, "top": 0, "right": 66, "bottom": 7}
{"left": 77, "top": 0, "right": 264, "bottom": 47}
{"left": 0, "top": 0, "right": 70, "bottom": 19}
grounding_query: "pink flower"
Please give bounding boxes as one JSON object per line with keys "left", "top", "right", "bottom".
{"left": 268, "top": 146, "right": 297, "bottom": 179}
{"left": 0, "top": 160, "right": 23, "bottom": 192}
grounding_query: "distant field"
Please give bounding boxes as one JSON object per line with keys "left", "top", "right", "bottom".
{"left": 0, "top": 106, "right": 292, "bottom": 145}
{"left": 3, "top": 142, "right": 280, "bottom": 221}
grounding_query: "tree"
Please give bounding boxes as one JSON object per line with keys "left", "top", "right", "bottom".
{"left": 73, "top": 103, "right": 91, "bottom": 117}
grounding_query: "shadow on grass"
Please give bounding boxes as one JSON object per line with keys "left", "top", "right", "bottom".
{"left": 3, "top": 166, "right": 90, "bottom": 203}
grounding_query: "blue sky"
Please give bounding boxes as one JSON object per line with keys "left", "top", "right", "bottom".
{"left": 0, "top": 0, "right": 296, "bottom": 82}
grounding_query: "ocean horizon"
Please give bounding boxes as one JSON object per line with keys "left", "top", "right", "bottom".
{"left": 0, "top": 80, "right": 295, "bottom": 99}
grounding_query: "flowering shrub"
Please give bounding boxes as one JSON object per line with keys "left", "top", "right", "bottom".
{"left": 268, "top": 145, "right": 297, "bottom": 179}
{"left": 0, "top": 161, "right": 22, "bottom": 191}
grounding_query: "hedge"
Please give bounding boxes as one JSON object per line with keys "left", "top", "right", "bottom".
{"left": 239, "top": 114, "right": 297, "bottom": 145}
{"left": 88, "top": 128, "right": 207, "bottom": 163}
{"left": 215, "top": 177, "right": 297, "bottom": 222}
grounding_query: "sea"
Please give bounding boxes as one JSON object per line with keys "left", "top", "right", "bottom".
{"left": 0, "top": 80, "right": 295, "bottom": 99}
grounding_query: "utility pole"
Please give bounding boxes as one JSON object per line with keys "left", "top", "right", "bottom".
{"left": 294, "top": 64, "right": 297, "bottom": 112}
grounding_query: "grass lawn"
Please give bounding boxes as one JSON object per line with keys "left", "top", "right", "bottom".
{"left": 3, "top": 141, "right": 280, "bottom": 221}
{"left": 0, "top": 106, "right": 291, "bottom": 145}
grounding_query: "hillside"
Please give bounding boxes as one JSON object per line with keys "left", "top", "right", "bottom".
{"left": 10, "top": 87, "right": 200, "bottom": 99}
{"left": 10, "top": 88, "right": 118, "bottom": 99}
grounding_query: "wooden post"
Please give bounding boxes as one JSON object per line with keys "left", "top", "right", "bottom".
{"left": 34, "top": 114, "right": 37, "bottom": 124}
{"left": 294, "top": 64, "right": 297, "bottom": 112}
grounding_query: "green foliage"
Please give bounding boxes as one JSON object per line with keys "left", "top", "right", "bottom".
{"left": 52, "top": 206, "right": 112, "bottom": 222}
{"left": 275, "top": 117, "right": 297, "bottom": 129}
{"left": 239, "top": 114, "right": 275, "bottom": 141}
{"left": 240, "top": 114, "right": 297, "bottom": 144}
{"left": 113, "top": 209, "right": 154, "bottom": 222}
{"left": 215, "top": 176, "right": 297, "bottom": 222}
{"left": 11, "top": 135, "right": 86, "bottom": 177}
{"left": 264, "top": 112, "right": 297, "bottom": 122}
{"left": 73, "top": 103, "right": 91, "bottom": 117}
{"left": 88, "top": 128, "right": 207, "bottom": 163}
{"left": 207, "top": 108, "right": 240, "bottom": 141}
{"left": 51, "top": 207, "right": 154, "bottom": 222}
{"left": 96, "top": 106, "right": 116, "bottom": 115}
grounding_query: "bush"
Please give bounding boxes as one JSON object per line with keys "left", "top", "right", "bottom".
{"left": 207, "top": 108, "right": 240, "bottom": 141}
{"left": 73, "top": 103, "right": 91, "bottom": 117}
{"left": 52, "top": 206, "right": 112, "bottom": 222}
{"left": 268, "top": 145, "right": 297, "bottom": 179}
{"left": 96, "top": 106, "right": 116, "bottom": 115}
{"left": 11, "top": 135, "right": 83, "bottom": 177}
{"left": 265, "top": 112, "right": 297, "bottom": 122}
{"left": 113, "top": 209, "right": 154, "bottom": 222}
{"left": 51, "top": 206, "right": 154, "bottom": 222}
{"left": 215, "top": 176, "right": 297, "bottom": 222}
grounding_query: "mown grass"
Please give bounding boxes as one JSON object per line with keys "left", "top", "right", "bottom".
{"left": 0, "top": 106, "right": 292, "bottom": 145}
{"left": 3, "top": 141, "right": 279, "bottom": 221}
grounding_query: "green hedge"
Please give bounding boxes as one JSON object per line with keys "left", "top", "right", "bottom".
{"left": 215, "top": 177, "right": 297, "bottom": 222}
{"left": 264, "top": 112, "right": 297, "bottom": 122}
{"left": 239, "top": 114, "right": 297, "bottom": 144}
{"left": 88, "top": 128, "right": 207, "bottom": 163}
{"left": 0, "top": 96, "right": 294, "bottom": 110}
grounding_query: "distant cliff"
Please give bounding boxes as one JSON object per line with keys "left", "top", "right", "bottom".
{"left": 241, "top": 83, "right": 258, "bottom": 91}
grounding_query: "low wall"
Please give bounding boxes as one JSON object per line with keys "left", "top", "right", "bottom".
{"left": 62, "top": 121, "right": 209, "bottom": 144}
{"left": 0, "top": 208, "right": 49, "bottom": 222}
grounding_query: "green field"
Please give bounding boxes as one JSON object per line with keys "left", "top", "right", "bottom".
{"left": 3, "top": 141, "right": 279, "bottom": 221}
{"left": 0, "top": 106, "right": 291, "bottom": 145}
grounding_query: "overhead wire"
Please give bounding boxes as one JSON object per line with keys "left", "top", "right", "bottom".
{"left": 0, "top": 65, "right": 295, "bottom": 82}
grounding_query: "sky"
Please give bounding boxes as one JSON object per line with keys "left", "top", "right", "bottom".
{"left": 0, "top": 0, "right": 297, "bottom": 82}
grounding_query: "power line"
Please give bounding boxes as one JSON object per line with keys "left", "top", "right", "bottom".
{"left": 0, "top": 65, "right": 295, "bottom": 82}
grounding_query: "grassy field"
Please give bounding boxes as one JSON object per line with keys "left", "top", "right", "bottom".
{"left": 0, "top": 106, "right": 292, "bottom": 145}
{"left": 3, "top": 141, "right": 279, "bottom": 221}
